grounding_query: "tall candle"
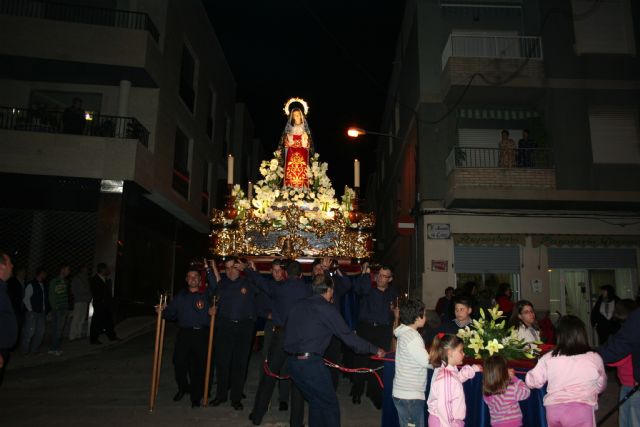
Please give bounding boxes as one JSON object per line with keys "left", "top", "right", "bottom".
{"left": 354, "top": 159, "right": 360, "bottom": 188}
{"left": 248, "top": 181, "right": 253, "bottom": 200}
{"left": 227, "top": 154, "right": 234, "bottom": 185}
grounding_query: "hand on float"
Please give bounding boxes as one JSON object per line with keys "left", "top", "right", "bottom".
{"left": 474, "top": 364, "right": 483, "bottom": 372}
{"left": 208, "top": 259, "right": 221, "bottom": 282}
{"left": 376, "top": 348, "right": 386, "bottom": 358}
{"left": 321, "top": 257, "right": 331, "bottom": 271}
{"left": 248, "top": 260, "right": 257, "bottom": 271}
{"left": 361, "top": 262, "right": 370, "bottom": 275}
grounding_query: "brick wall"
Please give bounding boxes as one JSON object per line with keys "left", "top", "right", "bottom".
{"left": 449, "top": 167, "right": 556, "bottom": 190}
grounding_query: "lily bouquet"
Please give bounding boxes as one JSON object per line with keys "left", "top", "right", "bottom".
{"left": 456, "top": 305, "right": 540, "bottom": 360}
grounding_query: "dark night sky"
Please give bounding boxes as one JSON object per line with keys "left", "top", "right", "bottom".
{"left": 204, "top": 0, "right": 405, "bottom": 194}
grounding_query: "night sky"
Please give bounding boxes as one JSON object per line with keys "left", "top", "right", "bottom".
{"left": 204, "top": 0, "right": 405, "bottom": 194}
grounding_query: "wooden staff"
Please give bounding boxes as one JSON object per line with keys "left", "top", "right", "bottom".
{"left": 149, "top": 294, "right": 164, "bottom": 412}
{"left": 154, "top": 294, "right": 167, "bottom": 399}
{"left": 202, "top": 296, "right": 218, "bottom": 407}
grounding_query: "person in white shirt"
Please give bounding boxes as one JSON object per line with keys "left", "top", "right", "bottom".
{"left": 509, "top": 300, "right": 541, "bottom": 346}
{"left": 393, "top": 298, "right": 431, "bottom": 427}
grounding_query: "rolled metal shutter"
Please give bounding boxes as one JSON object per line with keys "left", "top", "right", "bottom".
{"left": 453, "top": 246, "right": 520, "bottom": 273}
{"left": 548, "top": 248, "right": 637, "bottom": 269}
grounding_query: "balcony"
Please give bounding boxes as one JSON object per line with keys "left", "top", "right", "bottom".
{"left": 444, "top": 146, "right": 557, "bottom": 207}
{"left": 440, "top": 34, "right": 545, "bottom": 94}
{"left": 0, "top": 0, "right": 162, "bottom": 86}
{"left": 0, "top": 0, "right": 159, "bottom": 41}
{"left": 0, "top": 106, "right": 149, "bottom": 146}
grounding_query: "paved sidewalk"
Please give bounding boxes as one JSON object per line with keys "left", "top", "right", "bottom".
{"left": 8, "top": 315, "right": 157, "bottom": 370}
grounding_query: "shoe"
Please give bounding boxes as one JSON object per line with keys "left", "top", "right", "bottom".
{"left": 173, "top": 391, "right": 186, "bottom": 402}
{"left": 279, "top": 401, "right": 288, "bottom": 411}
{"left": 248, "top": 413, "right": 260, "bottom": 425}
{"left": 209, "top": 397, "right": 226, "bottom": 406}
{"left": 231, "top": 401, "right": 243, "bottom": 410}
{"left": 191, "top": 401, "right": 200, "bottom": 408}
{"left": 352, "top": 395, "right": 361, "bottom": 404}
{"left": 90, "top": 340, "right": 102, "bottom": 345}
{"left": 371, "top": 399, "right": 382, "bottom": 410}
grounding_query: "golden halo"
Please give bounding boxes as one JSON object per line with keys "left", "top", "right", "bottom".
{"left": 283, "top": 97, "right": 309, "bottom": 116}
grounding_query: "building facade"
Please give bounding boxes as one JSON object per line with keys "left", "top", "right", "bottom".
{"left": 370, "top": 0, "right": 640, "bottom": 342}
{"left": 0, "top": 0, "right": 253, "bottom": 317}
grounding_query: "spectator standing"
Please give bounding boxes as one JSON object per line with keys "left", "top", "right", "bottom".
{"left": 21, "top": 268, "right": 48, "bottom": 354}
{"left": 62, "top": 97, "right": 85, "bottom": 135}
{"left": 435, "top": 286, "right": 454, "bottom": 322}
{"left": 498, "top": 130, "right": 516, "bottom": 168}
{"left": 48, "top": 263, "right": 71, "bottom": 355}
{"left": 90, "top": 263, "right": 118, "bottom": 344}
{"left": 517, "top": 129, "right": 535, "bottom": 168}
{"left": 6, "top": 266, "right": 26, "bottom": 338}
{"left": 495, "top": 283, "right": 514, "bottom": 319}
{"left": 0, "top": 251, "right": 17, "bottom": 386}
{"left": 69, "top": 264, "right": 91, "bottom": 341}
{"left": 591, "top": 284, "right": 620, "bottom": 345}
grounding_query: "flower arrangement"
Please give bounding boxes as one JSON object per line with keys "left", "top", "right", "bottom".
{"left": 456, "top": 305, "right": 540, "bottom": 360}
{"left": 248, "top": 151, "right": 345, "bottom": 226}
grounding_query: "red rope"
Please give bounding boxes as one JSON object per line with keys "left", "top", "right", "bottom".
{"left": 262, "top": 356, "right": 386, "bottom": 389}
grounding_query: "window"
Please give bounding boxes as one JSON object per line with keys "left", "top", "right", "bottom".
{"left": 572, "top": 0, "right": 636, "bottom": 55}
{"left": 589, "top": 106, "right": 640, "bottom": 164}
{"left": 201, "top": 161, "right": 211, "bottom": 214}
{"left": 172, "top": 127, "right": 191, "bottom": 198}
{"left": 206, "top": 89, "right": 217, "bottom": 140}
{"left": 179, "top": 43, "right": 197, "bottom": 112}
{"left": 222, "top": 113, "right": 232, "bottom": 156}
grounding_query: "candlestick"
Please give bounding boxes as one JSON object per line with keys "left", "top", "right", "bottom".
{"left": 248, "top": 181, "right": 253, "bottom": 201}
{"left": 227, "top": 154, "right": 234, "bottom": 185}
{"left": 354, "top": 159, "right": 360, "bottom": 188}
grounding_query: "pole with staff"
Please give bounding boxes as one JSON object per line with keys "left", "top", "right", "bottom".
{"left": 155, "top": 294, "right": 167, "bottom": 400}
{"left": 149, "top": 293, "right": 166, "bottom": 412}
{"left": 203, "top": 259, "right": 220, "bottom": 407}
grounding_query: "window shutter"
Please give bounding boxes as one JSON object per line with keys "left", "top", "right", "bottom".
{"left": 589, "top": 106, "right": 640, "bottom": 164}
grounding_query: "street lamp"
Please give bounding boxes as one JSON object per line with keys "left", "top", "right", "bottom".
{"left": 347, "top": 127, "right": 402, "bottom": 140}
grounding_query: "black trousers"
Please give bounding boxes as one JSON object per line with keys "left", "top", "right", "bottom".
{"left": 351, "top": 322, "right": 392, "bottom": 405}
{"left": 251, "top": 328, "right": 304, "bottom": 426}
{"left": 173, "top": 328, "right": 208, "bottom": 404}
{"left": 323, "top": 336, "right": 342, "bottom": 391}
{"left": 262, "top": 319, "right": 290, "bottom": 402}
{"left": 90, "top": 305, "right": 116, "bottom": 342}
{"left": 214, "top": 318, "right": 254, "bottom": 402}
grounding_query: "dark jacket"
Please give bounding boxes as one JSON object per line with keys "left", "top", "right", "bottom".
{"left": 0, "top": 280, "right": 17, "bottom": 352}
{"left": 598, "top": 307, "right": 640, "bottom": 383}
{"left": 90, "top": 275, "right": 113, "bottom": 309}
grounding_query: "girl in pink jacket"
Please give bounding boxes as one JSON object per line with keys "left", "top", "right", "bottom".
{"left": 525, "top": 315, "right": 607, "bottom": 427}
{"left": 427, "top": 333, "right": 482, "bottom": 427}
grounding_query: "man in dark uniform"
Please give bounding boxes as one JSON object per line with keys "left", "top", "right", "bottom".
{"left": 247, "top": 260, "right": 311, "bottom": 426}
{"left": 159, "top": 266, "right": 214, "bottom": 407}
{"left": 0, "top": 250, "right": 17, "bottom": 387}
{"left": 253, "top": 259, "right": 290, "bottom": 411}
{"left": 284, "top": 274, "right": 385, "bottom": 427}
{"left": 312, "top": 258, "right": 352, "bottom": 390}
{"left": 208, "top": 256, "right": 257, "bottom": 410}
{"left": 89, "top": 263, "right": 118, "bottom": 344}
{"left": 350, "top": 262, "right": 397, "bottom": 408}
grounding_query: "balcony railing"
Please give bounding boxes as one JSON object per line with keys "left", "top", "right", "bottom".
{"left": 441, "top": 34, "right": 543, "bottom": 70}
{"left": 0, "top": 106, "right": 149, "bottom": 146}
{"left": 445, "top": 147, "right": 554, "bottom": 176}
{"left": 0, "top": 0, "right": 159, "bottom": 42}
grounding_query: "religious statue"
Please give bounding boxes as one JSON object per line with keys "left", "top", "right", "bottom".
{"left": 280, "top": 98, "right": 313, "bottom": 188}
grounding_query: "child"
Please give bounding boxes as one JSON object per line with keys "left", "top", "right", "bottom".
{"left": 427, "top": 333, "right": 481, "bottom": 427}
{"left": 606, "top": 299, "right": 638, "bottom": 427}
{"left": 483, "top": 355, "right": 531, "bottom": 427}
{"left": 525, "top": 315, "right": 607, "bottom": 427}
{"left": 393, "top": 298, "right": 431, "bottom": 427}
{"left": 442, "top": 296, "right": 473, "bottom": 334}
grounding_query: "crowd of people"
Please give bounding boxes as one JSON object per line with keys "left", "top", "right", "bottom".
{"left": 3, "top": 249, "right": 640, "bottom": 427}
{"left": 0, "top": 253, "right": 119, "bottom": 381}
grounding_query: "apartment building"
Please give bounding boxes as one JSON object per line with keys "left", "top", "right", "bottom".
{"left": 0, "top": 0, "right": 253, "bottom": 315}
{"left": 369, "top": 0, "right": 640, "bottom": 342}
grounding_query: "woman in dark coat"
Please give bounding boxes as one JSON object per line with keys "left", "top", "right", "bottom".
{"left": 590, "top": 284, "right": 620, "bottom": 345}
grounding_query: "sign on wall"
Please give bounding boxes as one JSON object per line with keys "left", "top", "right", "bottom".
{"left": 431, "top": 260, "right": 448, "bottom": 272}
{"left": 427, "top": 223, "right": 451, "bottom": 239}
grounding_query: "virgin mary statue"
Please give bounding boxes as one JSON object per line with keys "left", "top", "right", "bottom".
{"left": 280, "top": 98, "right": 314, "bottom": 188}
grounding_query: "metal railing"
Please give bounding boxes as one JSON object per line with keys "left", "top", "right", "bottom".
{"left": 0, "top": 106, "right": 149, "bottom": 146}
{"left": 441, "top": 34, "right": 543, "bottom": 70}
{"left": 445, "top": 147, "right": 554, "bottom": 176}
{"left": 0, "top": 0, "right": 159, "bottom": 42}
